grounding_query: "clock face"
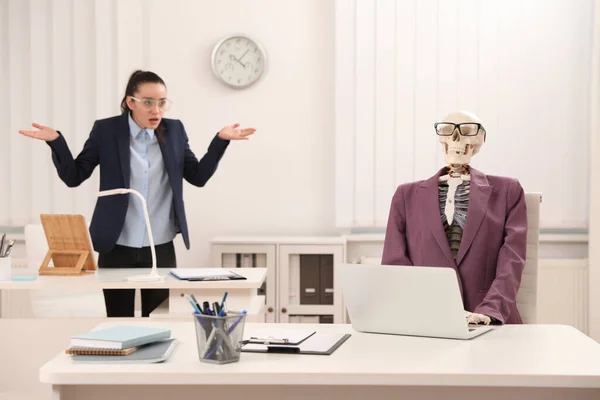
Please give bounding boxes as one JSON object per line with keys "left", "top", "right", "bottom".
{"left": 212, "top": 36, "right": 266, "bottom": 88}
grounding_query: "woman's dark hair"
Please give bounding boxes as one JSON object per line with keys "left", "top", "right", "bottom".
{"left": 120, "top": 70, "right": 167, "bottom": 140}
{"left": 120, "top": 70, "right": 166, "bottom": 113}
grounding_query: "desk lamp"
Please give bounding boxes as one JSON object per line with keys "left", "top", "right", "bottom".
{"left": 97, "top": 188, "right": 165, "bottom": 282}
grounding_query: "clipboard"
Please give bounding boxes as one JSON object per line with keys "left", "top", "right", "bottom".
{"left": 241, "top": 333, "right": 351, "bottom": 355}
{"left": 242, "top": 328, "right": 316, "bottom": 346}
{"left": 169, "top": 268, "right": 247, "bottom": 281}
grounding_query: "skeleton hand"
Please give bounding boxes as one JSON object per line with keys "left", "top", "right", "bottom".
{"left": 465, "top": 310, "right": 491, "bottom": 325}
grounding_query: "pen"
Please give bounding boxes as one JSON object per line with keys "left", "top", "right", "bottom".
{"left": 4, "top": 239, "right": 15, "bottom": 257}
{"left": 206, "top": 302, "right": 227, "bottom": 359}
{"left": 201, "top": 325, "right": 219, "bottom": 358}
{"left": 220, "top": 291, "right": 228, "bottom": 311}
{"left": 0, "top": 233, "right": 5, "bottom": 257}
{"left": 203, "top": 301, "right": 212, "bottom": 315}
{"left": 225, "top": 310, "right": 247, "bottom": 335}
{"left": 190, "top": 294, "right": 202, "bottom": 311}
{"left": 3, "top": 240, "right": 14, "bottom": 258}
{"left": 3, "top": 246, "right": 12, "bottom": 257}
{"left": 244, "top": 336, "right": 289, "bottom": 345}
{"left": 185, "top": 294, "right": 202, "bottom": 314}
{"left": 213, "top": 301, "right": 221, "bottom": 316}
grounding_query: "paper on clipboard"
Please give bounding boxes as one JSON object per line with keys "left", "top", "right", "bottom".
{"left": 242, "top": 333, "right": 351, "bottom": 355}
{"left": 243, "top": 328, "right": 316, "bottom": 345}
{"left": 169, "top": 268, "right": 246, "bottom": 281}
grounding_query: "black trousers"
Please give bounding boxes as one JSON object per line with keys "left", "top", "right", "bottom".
{"left": 98, "top": 241, "right": 176, "bottom": 318}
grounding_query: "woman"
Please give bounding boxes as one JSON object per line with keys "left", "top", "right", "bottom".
{"left": 18, "top": 70, "right": 256, "bottom": 318}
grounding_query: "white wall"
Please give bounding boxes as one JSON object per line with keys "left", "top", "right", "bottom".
{"left": 160, "top": 0, "right": 337, "bottom": 266}
{"left": 588, "top": 0, "right": 600, "bottom": 341}
{"left": 0, "top": 0, "right": 337, "bottom": 267}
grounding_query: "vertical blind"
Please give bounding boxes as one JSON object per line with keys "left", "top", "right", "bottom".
{"left": 335, "top": 0, "right": 592, "bottom": 230}
{"left": 0, "top": 0, "right": 149, "bottom": 227}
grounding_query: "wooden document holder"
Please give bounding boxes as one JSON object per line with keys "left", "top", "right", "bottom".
{"left": 39, "top": 214, "right": 97, "bottom": 276}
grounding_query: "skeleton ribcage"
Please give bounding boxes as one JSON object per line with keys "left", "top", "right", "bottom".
{"left": 438, "top": 180, "right": 470, "bottom": 259}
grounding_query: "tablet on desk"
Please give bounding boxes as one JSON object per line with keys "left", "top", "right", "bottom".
{"left": 169, "top": 268, "right": 247, "bottom": 281}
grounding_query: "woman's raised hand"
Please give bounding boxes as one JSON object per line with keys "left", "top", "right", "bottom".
{"left": 18, "top": 123, "right": 59, "bottom": 142}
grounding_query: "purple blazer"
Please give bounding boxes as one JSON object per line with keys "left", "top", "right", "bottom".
{"left": 381, "top": 167, "right": 527, "bottom": 324}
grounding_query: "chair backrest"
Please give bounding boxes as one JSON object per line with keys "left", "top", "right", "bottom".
{"left": 516, "top": 192, "right": 542, "bottom": 324}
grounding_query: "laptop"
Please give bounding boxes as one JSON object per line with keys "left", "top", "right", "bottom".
{"left": 339, "top": 263, "right": 493, "bottom": 340}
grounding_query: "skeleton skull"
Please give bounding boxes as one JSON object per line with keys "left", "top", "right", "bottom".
{"left": 437, "top": 111, "right": 485, "bottom": 165}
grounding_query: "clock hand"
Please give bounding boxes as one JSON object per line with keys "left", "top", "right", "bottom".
{"left": 239, "top": 49, "right": 250, "bottom": 62}
{"left": 229, "top": 53, "right": 246, "bottom": 68}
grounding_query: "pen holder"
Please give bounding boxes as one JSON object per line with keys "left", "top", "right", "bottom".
{"left": 0, "top": 257, "right": 11, "bottom": 281}
{"left": 193, "top": 311, "right": 247, "bottom": 364}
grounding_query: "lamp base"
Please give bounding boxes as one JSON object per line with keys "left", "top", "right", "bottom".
{"left": 126, "top": 273, "right": 165, "bottom": 282}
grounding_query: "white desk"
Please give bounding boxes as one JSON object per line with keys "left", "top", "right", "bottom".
{"left": 0, "top": 268, "right": 267, "bottom": 321}
{"left": 40, "top": 322, "right": 600, "bottom": 400}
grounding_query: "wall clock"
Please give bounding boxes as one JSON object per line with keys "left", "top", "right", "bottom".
{"left": 211, "top": 35, "right": 266, "bottom": 88}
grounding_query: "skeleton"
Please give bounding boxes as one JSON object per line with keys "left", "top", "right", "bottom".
{"left": 436, "top": 111, "right": 491, "bottom": 326}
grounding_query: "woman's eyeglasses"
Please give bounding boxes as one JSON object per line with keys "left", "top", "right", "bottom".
{"left": 130, "top": 96, "right": 173, "bottom": 111}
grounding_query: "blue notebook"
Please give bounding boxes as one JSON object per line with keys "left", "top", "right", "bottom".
{"left": 71, "top": 326, "right": 171, "bottom": 350}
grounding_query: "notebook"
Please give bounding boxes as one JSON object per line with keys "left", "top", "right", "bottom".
{"left": 72, "top": 339, "right": 177, "bottom": 364}
{"left": 70, "top": 325, "right": 171, "bottom": 350}
{"left": 65, "top": 346, "right": 140, "bottom": 356}
{"left": 242, "top": 333, "right": 351, "bottom": 355}
{"left": 170, "top": 268, "right": 247, "bottom": 281}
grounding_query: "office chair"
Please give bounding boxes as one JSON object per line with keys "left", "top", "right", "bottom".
{"left": 516, "top": 192, "right": 542, "bottom": 324}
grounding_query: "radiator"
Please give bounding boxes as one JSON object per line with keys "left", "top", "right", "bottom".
{"left": 538, "top": 258, "right": 588, "bottom": 334}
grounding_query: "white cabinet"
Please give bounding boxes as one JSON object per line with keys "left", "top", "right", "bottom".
{"left": 278, "top": 244, "right": 344, "bottom": 323}
{"left": 210, "top": 237, "right": 345, "bottom": 323}
{"left": 211, "top": 242, "right": 276, "bottom": 323}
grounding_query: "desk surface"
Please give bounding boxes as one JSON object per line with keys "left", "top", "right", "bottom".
{"left": 0, "top": 268, "right": 266, "bottom": 290}
{"left": 40, "top": 322, "right": 600, "bottom": 388}
{"left": 211, "top": 236, "right": 346, "bottom": 245}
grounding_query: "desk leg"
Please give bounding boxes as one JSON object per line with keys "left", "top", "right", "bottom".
{"left": 52, "top": 385, "right": 63, "bottom": 400}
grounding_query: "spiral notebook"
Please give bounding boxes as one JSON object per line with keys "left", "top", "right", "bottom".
{"left": 65, "top": 346, "right": 140, "bottom": 356}
{"left": 71, "top": 338, "right": 177, "bottom": 364}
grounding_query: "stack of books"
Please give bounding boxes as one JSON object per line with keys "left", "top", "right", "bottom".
{"left": 66, "top": 325, "right": 175, "bottom": 363}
